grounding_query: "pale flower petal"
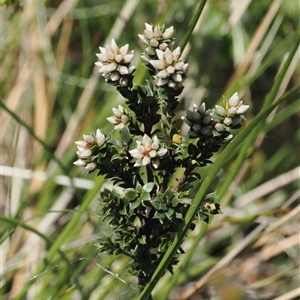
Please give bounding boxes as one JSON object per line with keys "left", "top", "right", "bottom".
{"left": 129, "top": 134, "right": 168, "bottom": 167}
{"left": 223, "top": 117, "right": 233, "bottom": 126}
{"left": 110, "top": 39, "right": 118, "bottom": 51}
{"left": 215, "top": 105, "right": 227, "bottom": 117}
{"left": 227, "top": 107, "right": 237, "bottom": 115}
{"left": 162, "top": 26, "right": 174, "bottom": 39}
{"left": 107, "top": 116, "right": 118, "bottom": 124}
{"left": 119, "top": 44, "right": 129, "bottom": 55}
{"left": 236, "top": 105, "right": 249, "bottom": 114}
{"left": 164, "top": 48, "right": 173, "bottom": 65}
{"left": 149, "top": 150, "right": 157, "bottom": 157}
{"left": 157, "top": 69, "right": 169, "bottom": 78}
{"left": 96, "top": 129, "right": 105, "bottom": 147}
{"left": 157, "top": 148, "right": 168, "bottom": 157}
{"left": 172, "top": 47, "right": 181, "bottom": 60}
{"left": 228, "top": 92, "right": 239, "bottom": 107}
{"left": 75, "top": 141, "right": 87, "bottom": 148}
{"left": 142, "top": 156, "right": 151, "bottom": 166}
{"left": 150, "top": 39, "right": 159, "bottom": 47}
{"left": 78, "top": 149, "right": 92, "bottom": 159}
{"left": 119, "top": 66, "right": 129, "bottom": 75}
{"left": 156, "top": 49, "right": 165, "bottom": 61}
{"left": 86, "top": 163, "right": 96, "bottom": 171}
{"left": 112, "top": 107, "right": 122, "bottom": 117}
{"left": 73, "top": 159, "right": 86, "bottom": 167}
{"left": 215, "top": 123, "right": 226, "bottom": 132}
{"left": 150, "top": 60, "right": 165, "bottom": 70}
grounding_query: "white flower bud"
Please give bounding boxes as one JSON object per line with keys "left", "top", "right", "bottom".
{"left": 119, "top": 44, "right": 129, "bottom": 55}
{"left": 157, "top": 78, "right": 169, "bottom": 86}
{"left": 145, "top": 47, "right": 156, "bottom": 56}
{"left": 159, "top": 43, "right": 168, "bottom": 51}
{"left": 150, "top": 60, "right": 165, "bottom": 70}
{"left": 215, "top": 105, "right": 227, "bottom": 117}
{"left": 107, "top": 116, "right": 118, "bottom": 124}
{"left": 227, "top": 107, "right": 237, "bottom": 115}
{"left": 172, "top": 47, "right": 181, "bottom": 60}
{"left": 223, "top": 117, "right": 233, "bottom": 126}
{"left": 115, "top": 54, "right": 123, "bottom": 63}
{"left": 138, "top": 34, "right": 147, "bottom": 44}
{"left": 85, "top": 163, "right": 96, "bottom": 171}
{"left": 78, "top": 149, "right": 92, "bottom": 159}
{"left": 153, "top": 27, "right": 162, "bottom": 38}
{"left": 119, "top": 66, "right": 129, "bottom": 75}
{"left": 166, "top": 65, "right": 175, "bottom": 74}
{"left": 123, "top": 51, "right": 134, "bottom": 63}
{"left": 157, "top": 69, "right": 169, "bottom": 78}
{"left": 174, "top": 61, "right": 184, "bottom": 70}
{"left": 215, "top": 123, "right": 226, "bottom": 132}
{"left": 110, "top": 72, "right": 120, "bottom": 81}
{"left": 99, "top": 62, "right": 117, "bottom": 74}
{"left": 150, "top": 39, "right": 159, "bottom": 47}
{"left": 236, "top": 105, "right": 249, "bottom": 114}
{"left": 162, "top": 26, "right": 174, "bottom": 39}
{"left": 172, "top": 73, "right": 182, "bottom": 82}
{"left": 165, "top": 48, "right": 174, "bottom": 65}
{"left": 228, "top": 92, "right": 239, "bottom": 107}
{"left": 96, "top": 129, "right": 105, "bottom": 147}
{"left": 144, "top": 29, "right": 153, "bottom": 39}
{"left": 73, "top": 159, "right": 86, "bottom": 167}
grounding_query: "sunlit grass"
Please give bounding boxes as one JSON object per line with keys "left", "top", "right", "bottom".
{"left": 1, "top": 0, "right": 299, "bottom": 299}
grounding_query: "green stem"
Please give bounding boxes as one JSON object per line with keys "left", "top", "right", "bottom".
{"left": 179, "top": 0, "right": 207, "bottom": 52}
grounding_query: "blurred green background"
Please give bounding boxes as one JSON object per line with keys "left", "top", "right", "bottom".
{"left": 1, "top": 0, "right": 299, "bottom": 299}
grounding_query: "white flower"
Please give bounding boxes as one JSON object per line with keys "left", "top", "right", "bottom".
{"left": 223, "top": 117, "right": 233, "bottom": 126}
{"left": 149, "top": 47, "right": 188, "bottom": 89}
{"left": 95, "top": 39, "right": 135, "bottom": 85}
{"left": 107, "top": 105, "right": 129, "bottom": 130}
{"left": 228, "top": 92, "right": 239, "bottom": 107}
{"left": 129, "top": 134, "right": 168, "bottom": 168}
{"left": 226, "top": 92, "right": 249, "bottom": 116}
{"left": 85, "top": 162, "right": 96, "bottom": 171}
{"left": 75, "top": 129, "right": 105, "bottom": 150}
{"left": 77, "top": 148, "right": 92, "bottom": 159}
{"left": 215, "top": 105, "right": 227, "bottom": 117}
{"left": 138, "top": 23, "right": 174, "bottom": 49}
{"left": 236, "top": 105, "right": 249, "bottom": 114}
{"left": 95, "top": 129, "right": 105, "bottom": 147}
{"left": 73, "top": 159, "right": 87, "bottom": 167}
{"left": 74, "top": 129, "right": 105, "bottom": 171}
{"left": 215, "top": 123, "right": 226, "bottom": 132}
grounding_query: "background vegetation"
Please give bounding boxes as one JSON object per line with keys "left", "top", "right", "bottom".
{"left": 1, "top": 0, "right": 299, "bottom": 299}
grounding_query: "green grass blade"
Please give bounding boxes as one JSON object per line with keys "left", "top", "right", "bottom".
{"left": 13, "top": 176, "right": 105, "bottom": 300}
{"left": 179, "top": 0, "right": 207, "bottom": 52}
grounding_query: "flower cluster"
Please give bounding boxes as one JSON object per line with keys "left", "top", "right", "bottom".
{"left": 129, "top": 134, "right": 168, "bottom": 168}
{"left": 138, "top": 23, "right": 174, "bottom": 60}
{"left": 107, "top": 105, "right": 130, "bottom": 130}
{"left": 95, "top": 39, "right": 135, "bottom": 87}
{"left": 182, "top": 102, "right": 212, "bottom": 138}
{"left": 73, "top": 129, "right": 105, "bottom": 171}
{"left": 212, "top": 92, "right": 249, "bottom": 132}
{"left": 150, "top": 47, "right": 188, "bottom": 89}
{"left": 182, "top": 93, "right": 249, "bottom": 138}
